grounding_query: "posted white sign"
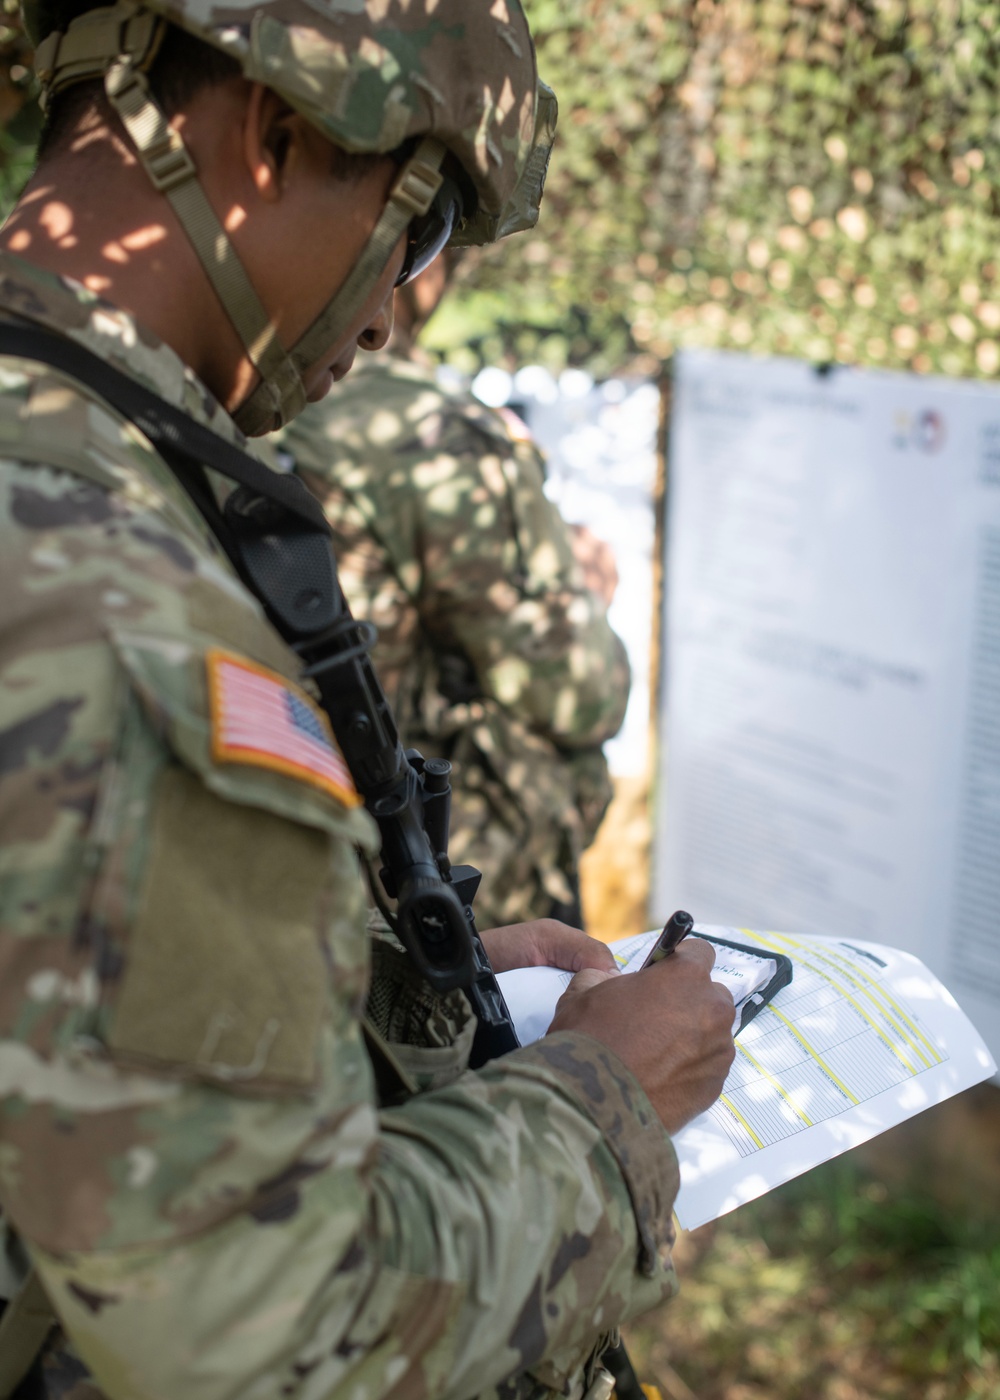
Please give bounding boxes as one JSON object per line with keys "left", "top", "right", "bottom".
{"left": 653, "top": 349, "right": 1000, "bottom": 1067}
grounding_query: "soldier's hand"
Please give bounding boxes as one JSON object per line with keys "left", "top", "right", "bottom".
{"left": 547, "top": 938, "right": 736, "bottom": 1136}
{"left": 480, "top": 919, "right": 619, "bottom": 976}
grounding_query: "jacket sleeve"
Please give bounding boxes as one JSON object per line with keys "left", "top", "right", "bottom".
{"left": 0, "top": 463, "right": 678, "bottom": 1400}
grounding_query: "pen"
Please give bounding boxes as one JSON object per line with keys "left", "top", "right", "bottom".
{"left": 640, "top": 909, "right": 695, "bottom": 969}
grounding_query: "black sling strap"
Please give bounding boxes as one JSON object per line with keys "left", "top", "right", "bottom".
{"left": 0, "top": 319, "right": 346, "bottom": 641}
{"left": 0, "top": 320, "right": 326, "bottom": 531}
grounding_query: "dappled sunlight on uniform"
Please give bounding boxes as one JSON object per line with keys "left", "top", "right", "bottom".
{"left": 277, "top": 353, "right": 631, "bottom": 929}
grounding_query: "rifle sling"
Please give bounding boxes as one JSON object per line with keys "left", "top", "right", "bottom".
{"left": 0, "top": 321, "right": 328, "bottom": 534}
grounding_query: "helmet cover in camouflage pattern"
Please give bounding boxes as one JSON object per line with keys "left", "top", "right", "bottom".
{"left": 23, "top": 0, "right": 555, "bottom": 243}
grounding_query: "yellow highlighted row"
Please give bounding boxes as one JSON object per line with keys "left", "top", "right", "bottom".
{"left": 766, "top": 1003, "right": 860, "bottom": 1105}
{"left": 738, "top": 929, "right": 924, "bottom": 1076}
{"left": 718, "top": 1093, "right": 765, "bottom": 1150}
{"left": 735, "top": 1041, "right": 814, "bottom": 1127}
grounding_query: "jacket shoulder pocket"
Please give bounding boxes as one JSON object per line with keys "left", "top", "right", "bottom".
{"left": 98, "top": 631, "right": 375, "bottom": 1093}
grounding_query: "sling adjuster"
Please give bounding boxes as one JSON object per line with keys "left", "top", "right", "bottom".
{"left": 144, "top": 128, "right": 197, "bottom": 192}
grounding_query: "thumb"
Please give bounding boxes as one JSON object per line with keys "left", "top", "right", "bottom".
{"left": 549, "top": 967, "right": 618, "bottom": 1028}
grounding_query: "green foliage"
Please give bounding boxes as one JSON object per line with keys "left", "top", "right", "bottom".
{"left": 757, "top": 1162, "right": 1000, "bottom": 1369}
{"left": 0, "top": 3, "right": 38, "bottom": 212}
{"left": 624, "top": 1158, "right": 1000, "bottom": 1399}
{"left": 437, "top": 0, "right": 1000, "bottom": 379}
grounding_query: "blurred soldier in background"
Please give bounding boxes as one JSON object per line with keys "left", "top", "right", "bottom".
{"left": 277, "top": 257, "right": 631, "bottom": 929}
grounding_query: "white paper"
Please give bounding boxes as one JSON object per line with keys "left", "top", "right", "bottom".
{"left": 653, "top": 349, "right": 1000, "bottom": 1071}
{"left": 497, "top": 926, "right": 996, "bottom": 1229}
{"left": 672, "top": 929, "right": 995, "bottom": 1229}
{"left": 497, "top": 928, "right": 775, "bottom": 1042}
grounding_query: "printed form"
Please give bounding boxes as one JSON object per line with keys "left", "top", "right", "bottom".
{"left": 710, "top": 931, "right": 944, "bottom": 1155}
{"left": 673, "top": 928, "right": 994, "bottom": 1228}
{"left": 497, "top": 926, "right": 995, "bottom": 1229}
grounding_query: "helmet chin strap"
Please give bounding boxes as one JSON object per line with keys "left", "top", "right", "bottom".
{"left": 100, "top": 54, "right": 445, "bottom": 436}
{"left": 104, "top": 54, "right": 306, "bottom": 431}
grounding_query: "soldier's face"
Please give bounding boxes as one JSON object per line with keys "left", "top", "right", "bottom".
{"left": 215, "top": 85, "right": 405, "bottom": 414}
{"left": 294, "top": 157, "right": 404, "bottom": 403}
{"left": 238, "top": 113, "right": 404, "bottom": 401}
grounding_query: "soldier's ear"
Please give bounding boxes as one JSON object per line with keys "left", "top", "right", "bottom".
{"left": 243, "top": 83, "right": 309, "bottom": 203}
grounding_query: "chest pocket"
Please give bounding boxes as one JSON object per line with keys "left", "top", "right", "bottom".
{"left": 97, "top": 629, "right": 378, "bottom": 1096}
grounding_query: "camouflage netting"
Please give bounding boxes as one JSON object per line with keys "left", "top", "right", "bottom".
{"left": 432, "top": 0, "right": 1000, "bottom": 380}
{"left": 7, "top": 1, "right": 1000, "bottom": 381}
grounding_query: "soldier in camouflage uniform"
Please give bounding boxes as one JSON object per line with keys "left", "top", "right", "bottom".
{"left": 0, "top": 3, "right": 737, "bottom": 1399}
{"left": 277, "top": 261, "right": 629, "bottom": 929}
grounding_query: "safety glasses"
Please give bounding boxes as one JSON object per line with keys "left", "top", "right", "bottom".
{"left": 394, "top": 169, "right": 466, "bottom": 287}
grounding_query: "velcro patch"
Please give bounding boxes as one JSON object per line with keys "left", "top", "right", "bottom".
{"left": 206, "top": 648, "right": 360, "bottom": 807}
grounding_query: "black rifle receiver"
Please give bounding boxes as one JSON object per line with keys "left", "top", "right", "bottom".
{"left": 219, "top": 484, "right": 519, "bottom": 1068}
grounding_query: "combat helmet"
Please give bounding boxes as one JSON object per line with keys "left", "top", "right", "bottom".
{"left": 22, "top": 0, "right": 557, "bottom": 434}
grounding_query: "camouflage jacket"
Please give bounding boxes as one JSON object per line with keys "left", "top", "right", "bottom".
{"left": 0, "top": 253, "right": 679, "bottom": 1400}
{"left": 276, "top": 357, "right": 631, "bottom": 928}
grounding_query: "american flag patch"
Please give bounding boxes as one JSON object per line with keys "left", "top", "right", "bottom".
{"left": 206, "top": 649, "right": 360, "bottom": 807}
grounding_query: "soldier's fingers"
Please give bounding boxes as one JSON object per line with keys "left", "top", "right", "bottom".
{"left": 549, "top": 967, "right": 618, "bottom": 1025}
{"left": 670, "top": 937, "right": 717, "bottom": 972}
{"left": 529, "top": 920, "right": 619, "bottom": 974}
{"left": 478, "top": 922, "right": 534, "bottom": 973}
{"left": 480, "top": 919, "right": 619, "bottom": 975}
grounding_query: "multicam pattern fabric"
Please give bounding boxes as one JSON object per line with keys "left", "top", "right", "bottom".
{"left": 276, "top": 354, "right": 631, "bottom": 929}
{"left": 0, "top": 252, "right": 679, "bottom": 1400}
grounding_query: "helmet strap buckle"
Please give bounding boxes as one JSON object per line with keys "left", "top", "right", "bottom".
{"left": 391, "top": 157, "right": 444, "bottom": 219}
{"left": 143, "top": 132, "right": 198, "bottom": 194}
{"left": 105, "top": 59, "right": 197, "bottom": 193}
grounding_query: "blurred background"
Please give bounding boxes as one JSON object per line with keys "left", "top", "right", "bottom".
{"left": 4, "top": 1, "right": 999, "bottom": 1393}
